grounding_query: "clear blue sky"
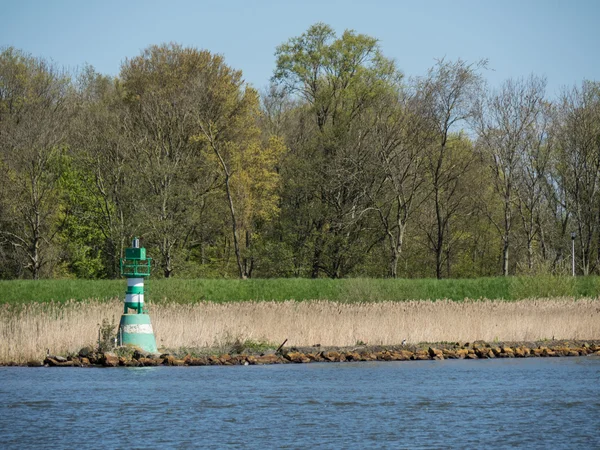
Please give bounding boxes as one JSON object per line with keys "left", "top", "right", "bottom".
{"left": 2, "top": 0, "right": 598, "bottom": 97}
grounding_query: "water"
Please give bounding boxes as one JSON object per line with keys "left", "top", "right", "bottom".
{"left": 1, "top": 357, "right": 599, "bottom": 449}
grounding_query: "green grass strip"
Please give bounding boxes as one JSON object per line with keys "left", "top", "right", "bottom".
{"left": 0, "top": 276, "right": 598, "bottom": 305}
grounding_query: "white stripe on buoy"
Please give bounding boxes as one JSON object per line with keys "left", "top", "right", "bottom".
{"left": 125, "top": 294, "right": 144, "bottom": 304}
{"left": 127, "top": 278, "right": 144, "bottom": 288}
{"left": 122, "top": 324, "right": 154, "bottom": 334}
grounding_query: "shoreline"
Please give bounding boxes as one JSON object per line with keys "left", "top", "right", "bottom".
{"left": 8, "top": 340, "right": 600, "bottom": 367}
{"left": 3, "top": 298, "right": 599, "bottom": 363}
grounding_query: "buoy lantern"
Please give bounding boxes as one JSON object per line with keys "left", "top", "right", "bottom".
{"left": 117, "top": 237, "right": 158, "bottom": 353}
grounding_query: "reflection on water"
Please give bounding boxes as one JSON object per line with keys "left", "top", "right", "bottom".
{"left": 1, "top": 357, "right": 599, "bottom": 449}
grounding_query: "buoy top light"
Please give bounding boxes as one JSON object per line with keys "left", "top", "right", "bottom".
{"left": 120, "top": 237, "right": 152, "bottom": 278}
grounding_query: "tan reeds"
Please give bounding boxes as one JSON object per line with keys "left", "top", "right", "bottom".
{"left": 1, "top": 298, "right": 599, "bottom": 363}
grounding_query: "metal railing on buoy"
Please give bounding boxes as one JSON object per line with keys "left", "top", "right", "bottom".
{"left": 117, "top": 237, "right": 158, "bottom": 353}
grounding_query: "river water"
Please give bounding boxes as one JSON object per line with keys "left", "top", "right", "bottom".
{"left": 1, "top": 357, "right": 599, "bottom": 449}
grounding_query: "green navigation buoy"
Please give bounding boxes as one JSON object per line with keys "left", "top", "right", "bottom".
{"left": 117, "top": 237, "right": 158, "bottom": 353}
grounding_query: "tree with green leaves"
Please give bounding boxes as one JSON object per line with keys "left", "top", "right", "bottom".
{"left": 273, "top": 23, "right": 401, "bottom": 278}
{"left": 191, "top": 61, "right": 285, "bottom": 279}
{"left": 120, "top": 44, "right": 223, "bottom": 278}
{"left": 68, "top": 65, "right": 135, "bottom": 278}
{"left": 0, "top": 47, "right": 73, "bottom": 279}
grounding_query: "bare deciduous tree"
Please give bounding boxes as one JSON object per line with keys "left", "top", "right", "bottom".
{"left": 553, "top": 81, "right": 600, "bottom": 274}
{"left": 0, "top": 48, "right": 72, "bottom": 279}
{"left": 420, "top": 58, "right": 486, "bottom": 279}
{"left": 367, "top": 86, "right": 429, "bottom": 278}
{"left": 474, "top": 75, "right": 547, "bottom": 275}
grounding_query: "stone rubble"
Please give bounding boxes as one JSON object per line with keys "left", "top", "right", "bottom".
{"left": 26, "top": 340, "right": 600, "bottom": 368}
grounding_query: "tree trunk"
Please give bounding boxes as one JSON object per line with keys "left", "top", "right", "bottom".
{"left": 311, "top": 236, "right": 323, "bottom": 279}
{"left": 597, "top": 208, "right": 600, "bottom": 274}
{"left": 502, "top": 193, "right": 511, "bottom": 276}
{"left": 386, "top": 223, "right": 405, "bottom": 279}
{"left": 502, "top": 237, "right": 509, "bottom": 277}
{"left": 162, "top": 239, "right": 172, "bottom": 278}
{"left": 243, "top": 230, "right": 253, "bottom": 278}
{"left": 32, "top": 208, "right": 41, "bottom": 280}
{"left": 224, "top": 174, "right": 246, "bottom": 279}
{"left": 434, "top": 180, "right": 444, "bottom": 279}
{"left": 435, "top": 245, "right": 443, "bottom": 279}
{"left": 211, "top": 141, "right": 246, "bottom": 280}
{"left": 445, "top": 219, "right": 451, "bottom": 278}
{"left": 390, "top": 250, "right": 399, "bottom": 278}
{"left": 537, "top": 217, "right": 547, "bottom": 262}
{"left": 527, "top": 238, "right": 533, "bottom": 271}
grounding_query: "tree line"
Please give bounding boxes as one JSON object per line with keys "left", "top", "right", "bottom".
{"left": 1, "top": 23, "right": 599, "bottom": 280}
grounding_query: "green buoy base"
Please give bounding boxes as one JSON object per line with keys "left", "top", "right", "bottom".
{"left": 118, "top": 313, "right": 158, "bottom": 353}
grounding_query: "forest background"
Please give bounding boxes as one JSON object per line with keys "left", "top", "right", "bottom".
{"left": 1, "top": 23, "right": 600, "bottom": 281}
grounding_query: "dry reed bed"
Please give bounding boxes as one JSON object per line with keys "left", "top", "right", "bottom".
{"left": 1, "top": 298, "right": 599, "bottom": 363}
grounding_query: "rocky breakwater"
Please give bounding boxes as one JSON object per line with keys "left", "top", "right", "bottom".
{"left": 40, "top": 348, "right": 287, "bottom": 367}
{"left": 29, "top": 340, "right": 600, "bottom": 368}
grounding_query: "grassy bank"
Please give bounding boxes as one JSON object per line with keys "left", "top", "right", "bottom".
{"left": 1, "top": 276, "right": 600, "bottom": 304}
{"left": 1, "top": 298, "right": 599, "bottom": 363}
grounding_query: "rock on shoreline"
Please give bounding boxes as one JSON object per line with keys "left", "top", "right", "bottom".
{"left": 5, "top": 340, "right": 598, "bottom": 368}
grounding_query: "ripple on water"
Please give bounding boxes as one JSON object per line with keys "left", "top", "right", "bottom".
{"left": 0, "top": 358, "right": 599, "bottom": 449}
{"left": 6, "top": 400, "right": 54, "bottom": 409}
